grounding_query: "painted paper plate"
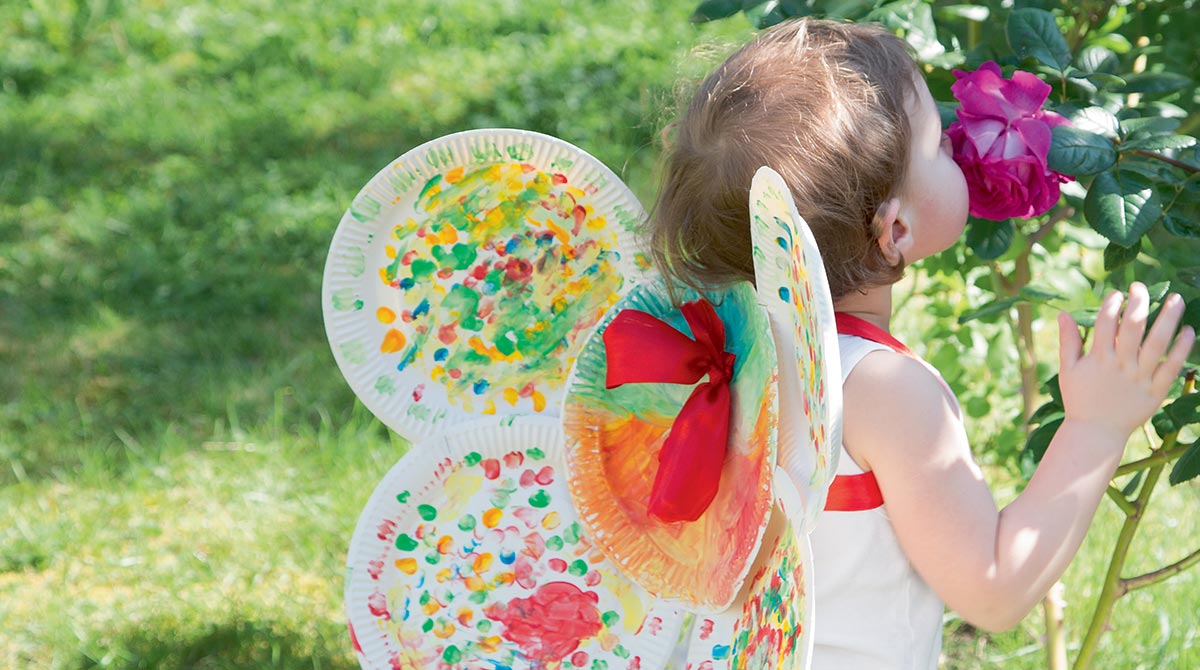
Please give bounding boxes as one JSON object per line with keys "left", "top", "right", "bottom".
{"left": 683, "top": 469, "right": 814, "bottom": 670}
{"left": 749, "top": 166, "right": 843, "bottom": 532}
{"left": 323, "top": 129, "right": 650, "bottom": 442}
{"left": 345, "top": 417, "right": 684, "bottom": 670}
{"left": 561, "top": 279, "right": 778, "bottom": 613}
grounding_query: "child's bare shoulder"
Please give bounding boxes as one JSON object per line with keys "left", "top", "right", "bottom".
{"left": 843, "top": 348, "right": 963, "bottom": 467}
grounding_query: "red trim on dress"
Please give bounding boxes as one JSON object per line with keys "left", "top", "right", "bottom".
{"left": 824, "top": 312, "right": 914, "bottom": 512}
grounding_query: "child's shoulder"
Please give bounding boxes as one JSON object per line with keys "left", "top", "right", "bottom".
{"left": 842, "top": 346, "right": 963, "bottom": 468}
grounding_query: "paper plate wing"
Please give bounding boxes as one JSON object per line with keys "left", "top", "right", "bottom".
{"left": 345, "top": 417, "right": 685, "bottom": 670}
{"left": 323, "top": 129, "right": 650, "bottom": 442}
{"left": 682, "top": 469, "right": 814, "bottom": 670}
{"left": 562, "top": 279, "right": 778, "bottom": 613}
{"left": 749, "top": 166, "right": 844, "bottom": 532}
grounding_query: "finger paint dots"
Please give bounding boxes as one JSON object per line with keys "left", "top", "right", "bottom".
{"left": 374, "top": 163, "right": 626, "bottom": 418}
{"left": 359, "top": 445, "right": 658, "bottom": 669}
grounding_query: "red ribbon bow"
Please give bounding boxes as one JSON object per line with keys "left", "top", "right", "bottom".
{"left": 602, "top": 299, "right": 736, "bottom": 523}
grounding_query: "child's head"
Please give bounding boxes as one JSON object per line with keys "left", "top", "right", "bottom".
{"left": 650, "top": 18, "right": 944, "bottom": 300}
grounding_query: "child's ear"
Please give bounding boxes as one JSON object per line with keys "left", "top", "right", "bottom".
{"left": 873, "top": 198, "right": 911, "bottom": 266}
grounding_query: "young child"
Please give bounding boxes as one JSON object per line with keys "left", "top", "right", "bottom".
{"left": 649, "top": 18, "right": 1195, "bottom": 667}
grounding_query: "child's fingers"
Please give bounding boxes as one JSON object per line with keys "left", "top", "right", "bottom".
{"left": 1152, "top": 326, "right": 1196, "bottom": 398}
{"left": 1139, "top": 294, "right": 1185, "bottom": 373}
{"left": 1058, "top": 311, "right": 1083, "bottom": 369}
{"left": 1115, "top": 282, "right": 1150, "bottom": 363}
{"left": 1092, "top": 290, "right": 1124, "bottom": 356}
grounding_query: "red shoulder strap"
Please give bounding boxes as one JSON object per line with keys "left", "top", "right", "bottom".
{"left": 823, "top": 312, "right": 912, "bottom": 512}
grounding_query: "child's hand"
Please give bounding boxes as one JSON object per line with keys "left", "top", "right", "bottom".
{"left": 1058, "top": 282, "right": 1195, "bottom": 440}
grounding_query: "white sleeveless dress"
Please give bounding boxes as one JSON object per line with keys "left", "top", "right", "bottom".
{"left": 809, "top": 334, "right": 946, "bottom": 669}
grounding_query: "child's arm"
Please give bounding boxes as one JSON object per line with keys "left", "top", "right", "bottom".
{"left": 841, "top": 283, "right": 1194, "bottom": 631}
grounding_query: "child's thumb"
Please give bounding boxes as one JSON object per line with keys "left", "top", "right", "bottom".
{"left": 1058, "top": 311, "right": 1083, "bottom": 368}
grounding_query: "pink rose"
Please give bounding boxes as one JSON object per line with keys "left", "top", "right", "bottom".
{"left": 947, "top": 61, "right": 1071, "bottom": 220}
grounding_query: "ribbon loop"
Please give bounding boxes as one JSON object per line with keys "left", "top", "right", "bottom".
{"left": 602, "top": 299, "right": 737, "bottom": 523}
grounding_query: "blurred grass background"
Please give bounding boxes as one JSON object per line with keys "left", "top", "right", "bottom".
{"left": 0, "top": 1, "right": 1195, "bottom": 668}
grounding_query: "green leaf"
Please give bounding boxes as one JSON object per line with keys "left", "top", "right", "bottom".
{"left": 965, "top": 218, "right": 1014, "bottom": 260}
{"left": 966, "top": 395, "right": 992, "bottom": 419}
{"left": 1177, "top": 267, "right": 1200, "bottom": 289}
{"left": 1070, "top": 307, "right": 1099, "bottom": 328}
{"left": 1164, "top": 215, "right": 1200, "bottom": 238}
{"left": 937, "top": 101, "right": 959, "bottom": 129}
{"left": 1152, "top": 410, "right": 1176, "bottom": 439}
{"left": 867, "top": 0, "right": 944, "bottom": 62}
{"left": 1120, "top": 116, "right": 1180, "bottom": 138}
{"left": 1019, "top": 286, "right": 1065, "bottom": 302}
{"left": 1048, "top": 126, "right": 1117, "bottom": 177}
{"left": 1083, "top": 170, "right": 1163, "bottom": 247}
{"left": 1184, "top": 300, "right": 1200, "bottom": 332}
{"left": 1103, "top": 239, "right": 1141, "bottom": 271}
{"left": 1072, "top": 72, "right": 1125, "bottom": 88}
{"left": 1120, "top": 470, "right": 1143, "bottom": 496}
{"left": 1007, "top": 8, "right": 1071, "bottom": 71}
{"left": 1165, "top": 393, "right": 1200, "bottom": 428}
{"left": 1024, "top": 417, "right": 1063, "bottom": 464}
{"left": 1120, "top": 72, "right": 1192, "bottom": 95}
{"left": 743, "top": 0, "right": 782, "bottom": 28}
{"left": 1145, "top": 281, "right": 1171, "bottom": 304}
{"left": 936, "top": 4, "right": 989, "bottom": 22}
{"left": 1075, "top": 45, "right": 1118, "bottom": 74}
{"left": 1043, "top": 374, "right": 1063, "bottom": 407}
{"left": 691, "top": 0, "right": 746, "bottom": 22}
{"left": 958, "top": 296, "right": 1019, "bottom": 324}
{"left": 1066, "top": 106, "right": 1119, "bottom": 137}
{"left": 1121, "top": 134, "right": 1197, "bottom": 152}
{"left": 1028, "top": 400, "right": 1064, "bottom": 426}
{"left": 1168, "top": 442, "right": 1200, "bottom": 486}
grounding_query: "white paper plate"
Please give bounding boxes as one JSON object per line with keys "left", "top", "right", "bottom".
{"left": 749, "top": 166, "right": 843, "bottom": 532}
{"left": 345, "top": 417, "right": 682, "bottom": 670}
{"left": 682, "top": 468, "right": 814, "bottom": 670}
{"left": 324, "top": 129, "right": 649, "bottom": 442}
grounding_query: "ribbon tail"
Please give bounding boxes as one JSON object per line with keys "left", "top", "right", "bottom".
{"left": 646, "top": 381, "right": 731, "bottom": 523}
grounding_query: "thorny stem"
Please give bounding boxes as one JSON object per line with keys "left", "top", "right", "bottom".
{"left": 1123, "top": 547, "right": 1200, "bottom": 593}
{"left": 1114, "top": 440, "right": 1191, "bottom": 477}
{"left": 1074, "top": 462, "right": 1166, "bottom": 670}
{"left": 1074, "top": 375, "right": 1196, "bottom": 670}
{"left": 1104, "top": 485, "right": 1136, "bottom": 516}
{"left": 1131, "top": 149, "right": 1200, "bottom": 174}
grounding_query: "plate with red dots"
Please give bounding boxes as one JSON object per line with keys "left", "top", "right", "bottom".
{"left": 344, "top": 417, "right": 684, "bottom": 670}
{"left": 322, "top": 129, "right": 651, "bottom": 443}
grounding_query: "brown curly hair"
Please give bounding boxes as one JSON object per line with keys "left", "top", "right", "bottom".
{"left": 649, "top": 18, "right": 920, "bottom": 300}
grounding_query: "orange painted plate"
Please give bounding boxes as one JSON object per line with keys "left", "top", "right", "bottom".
{"left": 561, "top": 279, "right": 778, "bottom": 613}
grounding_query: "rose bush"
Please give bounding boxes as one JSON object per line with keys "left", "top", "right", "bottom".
{"left": 947, "top": 61, "right": 1071, "bottom": 221}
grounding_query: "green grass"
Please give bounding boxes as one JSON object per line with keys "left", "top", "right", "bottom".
{"left": 1, "top": 1, "right": 1197, "bottom": 668}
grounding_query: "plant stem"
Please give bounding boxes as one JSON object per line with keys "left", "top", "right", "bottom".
{"left": 1114, "top": 438, "right": 1188, "bottom": 477}
{"left": 1131, "top": 149, "right": 1200, "bottom": 174}
{"left": 1074, "top": 377, "right": 1193, "bottom": 670}
{"left": 1014, "top": 254, "right": 1038, "bottom": 424}
{"left": 1104, "top": 485, "right": 1136, "bottom": 516}
{"left": 1073, "top": 463, "right": 1166, "bottom": 670}
{"left": 1044, "top": 581, "right": 1069, "bottom": 670}
{"left": 1122, "top": 546, "right": 1200, "bottom": 593}
{"left": 1007, "top": 245, "right": 1068, "bottom": 670}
